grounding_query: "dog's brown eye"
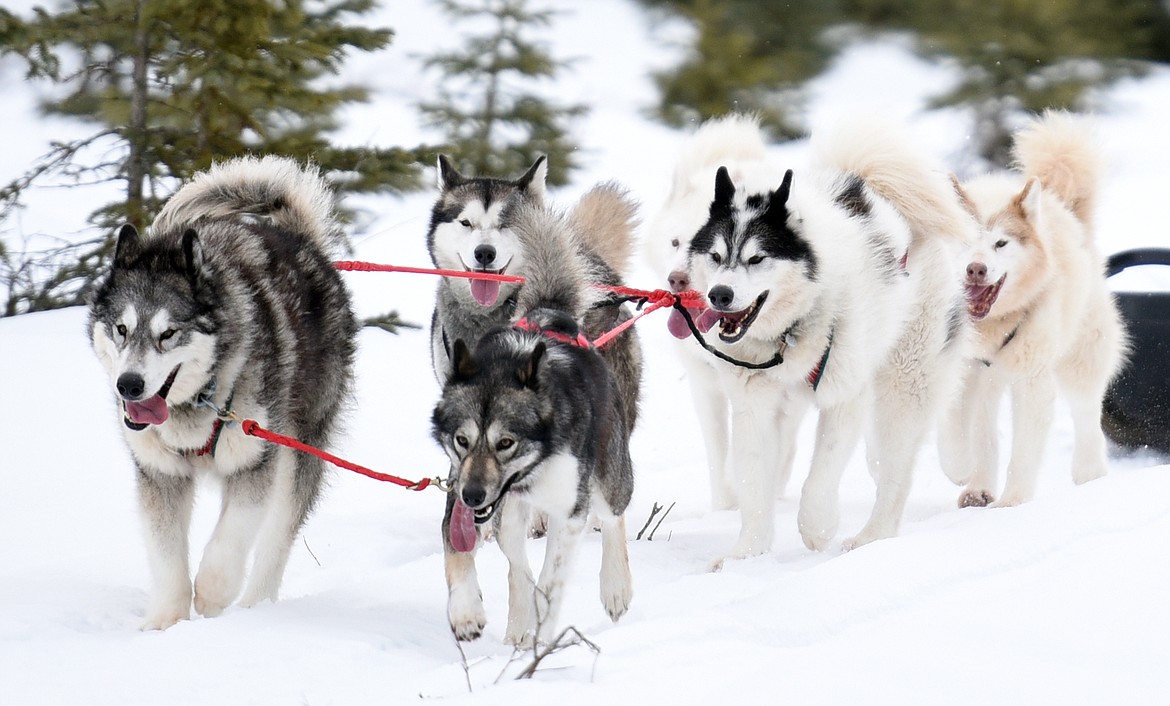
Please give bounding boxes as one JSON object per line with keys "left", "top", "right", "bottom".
{"left": 455, "top": 434, "right": 469, "bottom": 448}
{"left": 459, "top": 219, "right": 472, "bottom": 228}
{"left": 994, "top": 239, "right": 1008, "bottom": 249}
{"left": 496, "top": 438, "right": 514, "bottom": 452}
{"left": 116, "top": 324, "right": 127, "bottom": 337}
{"left": 159, "top": 329, "right": 176, "bottom": 342}
{"left": 711, "top": 252, "right": 723, "bottom": 264}
{"left": 747, "top": 255, "right": 764, "bottom": 266}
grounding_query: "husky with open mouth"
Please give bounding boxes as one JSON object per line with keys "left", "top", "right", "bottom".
{"left": 941, "top": 111, "right": 1128, "bottom": 508}
{"left": 88, "top": 156, "right": 358, "bottom": 630}
{"left": 684, "top": 116, "right": 975, "bottom": 563}
{"left": 432, "top": 198, "right": 641, "bottom": 646}
{"left": 642, "top": 113, "right": 809, "bottom": 512}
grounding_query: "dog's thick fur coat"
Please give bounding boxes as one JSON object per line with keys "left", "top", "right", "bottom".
{"left": 89, "top": 156, "right": 357, "bottom": 630}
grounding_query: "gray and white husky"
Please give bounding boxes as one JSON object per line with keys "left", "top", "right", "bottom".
{"left": 88, "top": 156, "right": 358, "bottom": 630}
{"left": 430, "top": 195, "right": 642, "bottom": 646}
{"left": 683, "top": 117, "right": 975, "bottom": 564}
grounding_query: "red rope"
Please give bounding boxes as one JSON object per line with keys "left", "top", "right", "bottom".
{"left": 334, "top": 260, "right": 524, "bottom": 283}
{"left": 240, "top": 419, "right": 436, "bottom": 491}
{"left": 335, "top": 259, "right": 710, "bottom": 348}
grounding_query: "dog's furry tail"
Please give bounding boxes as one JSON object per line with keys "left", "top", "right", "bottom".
{"left": 811, "top": 115, "right": 973, "bottom": 244}
{"left": 1013, "top": 110, "right": 1101, "bottom": 229}
{"left": 570, "top": 182, "right": 639, "bottom": 276}
{"left": 671, "top": 113, "right": 769, "bottom": 198}
{"left": 511, "top": 202, "right": 595, "bottom": 319}
{"left": 151, "top": 155, "right": 345, "bottom": 253}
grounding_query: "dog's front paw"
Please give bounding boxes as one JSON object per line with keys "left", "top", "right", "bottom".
{"left": 600, "top": 572, "right": 633, "bottom": 623}
{"left": 141, "top": 600, "right": 190, "bottom": 631}
{"left": 959, "top": 489, "right": 995, "bottom": 508}
{"left": 797, "top": 500, "right": 838, "bottom": 552}
{"left": 193, "top": 568, "right": 241, "bottom": 618}
{"left": 448, "top": 585, "right": 486, "bottom": 642}
{"left": 503, "top": 627, "right": 536, "bottom": 648}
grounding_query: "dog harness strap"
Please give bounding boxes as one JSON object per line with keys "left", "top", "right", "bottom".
{"left": 806, "top": 330, "right": 834, "bottom": 390}
{"left": 190, "top": 388, "right": 234, "bottom": 458}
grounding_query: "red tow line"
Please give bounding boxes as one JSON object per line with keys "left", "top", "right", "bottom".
{"left": 211, "top": 260, "right": 700, "bottom": 493}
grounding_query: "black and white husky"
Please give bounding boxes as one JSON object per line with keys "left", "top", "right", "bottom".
{"left": 431, "top": 196, "right": 642, "bottom": 646}
{"left": 681, "top": 117, "right": 975, "bottom": 564}
{"left": 88, "top": 156, "right": 358, "bottom": 629}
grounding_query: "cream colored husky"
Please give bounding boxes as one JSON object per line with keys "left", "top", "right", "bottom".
{"left": 943, "top": 111, "right": 1128, "bottom": 507}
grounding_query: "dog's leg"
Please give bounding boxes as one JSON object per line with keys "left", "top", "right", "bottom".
{"left": 443, "top": 492, "right": 486, "bottom": 641}
{"left": 798, "top": 396, "right": 868, "bottom": 552}
{"left": 773, "top": 391, "right": 810, "bottom": 499}
{"left": 1066, "top": 388, "right": 1109, "bottom": 485}
{"left": 592, "top": 492, "right": 632, "bottom": 622}
{"left": 996, "top": 373, "right": 1057, "bottom": 506}
{"left": 939, "top": 364, "right": 979, "bottom": 486}
{"left": 136, "top": 468, "right": 196, "bottom": 630}
{"left": 498, "top": 499, "right": 536, "bottom": 646}
{"left": 959, "top": 372, "right": 1006, "bottom": 508}
{"left": 684, "top": 356, "right": 733, "bottom": 510}
{"left": 533, "top": 512, "right": 587, "bottom": 646}
{"left": 193, "top": 466, "right": 267, "bottom": 618}
{"left": 714, "top": 395, "right": 788, "bottom": 566}
{"left": 845, "top": 393, "right": 928, "bottom": 551}
{"left": 239, "top": 447, "right": 322, "bottom": 608}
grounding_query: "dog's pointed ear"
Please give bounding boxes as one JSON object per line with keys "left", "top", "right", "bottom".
{"left": 713, "top": 166, "right": 735, "bottom": 212}
{"left": 516, "top": 340, "right": 546, "bottom": 389}
{"left": 1014, "top": 176, "right": 1043, "bottom": 225}
{"left": 113, "top": 224, "right": 141, "bottom": 267}
{"left": 451, "top": 338, "right": 478, "bottom": 381}
{"left": 774, "top": 169, "right": 794, "bottom": 207}
{"left": 437, "top": 154, "right": 465, "bottom": 191}
{"left": 515, "top": 155, "right": 547, "bottom": 204}
{"left": 950, "top": 173, "right": 979, "bottom": 218}
{"left": 181, "top": 229, "right": 205, "bottom": 287}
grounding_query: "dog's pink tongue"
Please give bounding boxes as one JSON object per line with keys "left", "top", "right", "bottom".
{"left": 450, "top": 498, "right": 478, "bottom": 553}
{"left": 125, "top": 395, "right": 169, "bottom": 425}
{"left": 696, "top": 308, "right": 720, "bottom": 333}
{"left": 666, "top": 308, "right": 693, "bottom": 339}
{"left": 469, "top": 279, "right": 500, "bottom": 307}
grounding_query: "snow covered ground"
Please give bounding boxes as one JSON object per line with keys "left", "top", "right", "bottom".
{"left": 2, "top": 1, "right": 1170, "bottom": 704}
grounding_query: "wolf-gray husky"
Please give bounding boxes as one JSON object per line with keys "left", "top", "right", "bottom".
{"left": 682, "top": 117, "right": 975, "bottom": 564}
{"left": 430, "top": 194, "right": 641, "bottom": 646}
{"left": 88, "top": 156, "right": 357, "bottom": 630}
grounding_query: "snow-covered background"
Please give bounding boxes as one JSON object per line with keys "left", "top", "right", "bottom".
{"left": 2, "top": 1, "right": 1169, "bottom": 704}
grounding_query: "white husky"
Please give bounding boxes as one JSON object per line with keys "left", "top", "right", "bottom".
{"left": 642, "top": 114, "right": 803, "bottom": 511}
{"left": 942, "top": 111, "right": 1128, "bottom": 507}
{"left": 681, "top": 116, "right": 974, "bottom": 563}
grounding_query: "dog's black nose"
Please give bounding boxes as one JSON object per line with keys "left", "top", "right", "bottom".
{"left": 708, "top": 285, "right": 735, "bottom": 310}
{"left": 668, "top": 270, "right": 690, "bottom": 293}
{"left": 473, "top": 244, "right": 496, "bottom": 267}
{"left": 967, "top": 262, "right": 987, "bottom": 281}
{"left": 462, "top": 484, "right": 487, "bottom": 508}
{"left": 117, "top": 372, "right": 146, "bottom": 400}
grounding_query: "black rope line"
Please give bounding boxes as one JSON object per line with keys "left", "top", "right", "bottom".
{"left": 672, "top": 300, "right": 786, "bottom": 370}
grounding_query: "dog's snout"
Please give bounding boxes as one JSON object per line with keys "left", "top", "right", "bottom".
{"left": 667, "top": 270, "right": 690, "bottom": 293}
{"left": 966, "top": 262, "right": 988, "bottom": 282}
{"left": 473, "top": 244, "right": 496, "bottom": 267}
{"left": 117, "top": 372, "right": 146, "bottom": 400}
{"left": 461, "top": 483, "right": 487, "bottom": 509}
{"left": 708, "top": 285, "right": 735, "bottom": 311}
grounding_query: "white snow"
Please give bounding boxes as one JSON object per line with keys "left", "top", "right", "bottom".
{"left": 2, "top": 1, "right": 1169, "bottom": 704}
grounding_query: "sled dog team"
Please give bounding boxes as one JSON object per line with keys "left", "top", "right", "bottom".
{"left": 88, "top": 111, "right": 1127, "bottom": 643}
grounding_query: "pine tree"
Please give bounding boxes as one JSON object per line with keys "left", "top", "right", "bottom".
{"left": 0, "top": 0, "right": 431, "bottom": 314}
{"left": 418, "top": 0, "right": 586, "bottom": 185}
{"left": 646, "top": 0, "right": 839, "bottom": 140}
